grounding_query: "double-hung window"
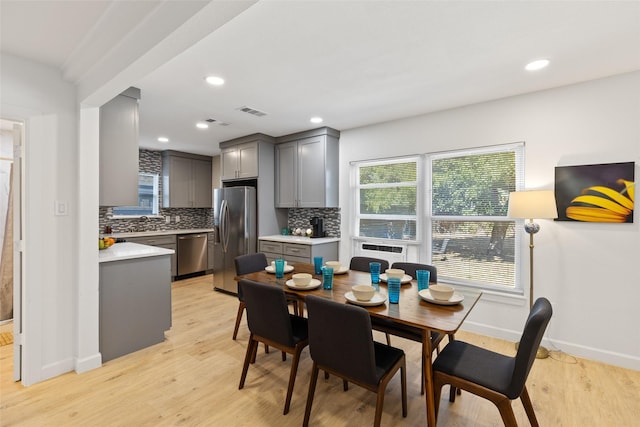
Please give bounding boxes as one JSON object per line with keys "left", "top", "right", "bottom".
{"left": 428, "top": 143, "right": 524, "bottom": 291}
{"left": 353, "top": 156, "right": 421, "bottom": 241}
{"left": 112, "top": 173, "right": 160, "bottom": 217}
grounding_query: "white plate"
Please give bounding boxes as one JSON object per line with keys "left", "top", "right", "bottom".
{"left": 345, "top": 291, "right": 387, "bottom": 306}
{"left": 379, "top": 273, "right": 413, "bottom": 284}
{"left": 418, "top": 289, "right": 464, "bottom": 306}
{"left": 285, "top": 278, "right": 321, "bottom": 290}
{"left": 265, "top": 265, "right": 295, "bottom": 274}
{"left": 331, "top": 266, "right": 349, "bottom": 275}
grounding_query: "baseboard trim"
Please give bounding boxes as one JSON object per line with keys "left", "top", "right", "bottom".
{"left": 75, "top": 352, "right": 102, "bottom": 374}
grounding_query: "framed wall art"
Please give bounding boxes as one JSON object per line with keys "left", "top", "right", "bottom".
{"left": 554, "top": 161, "right": 634, "bottom": 223}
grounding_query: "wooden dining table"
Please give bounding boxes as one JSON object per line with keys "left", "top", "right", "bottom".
{"left": 236, "top": 263, "right": 482, "bottom": 427}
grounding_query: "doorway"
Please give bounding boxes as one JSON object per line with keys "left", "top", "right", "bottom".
{"left": 0, "top": 118, "right": 23, "bottom": 381}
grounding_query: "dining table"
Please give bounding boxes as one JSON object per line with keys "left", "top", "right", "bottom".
{"left": 236, "top": 262, "right": 482, "bottom": 427}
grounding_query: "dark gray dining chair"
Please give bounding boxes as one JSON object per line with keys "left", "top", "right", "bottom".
{"left": 390, "top": 261, "right": 437, "bottom": 283}
{"left": 303, "top": 295, "right": 407, "bottom": 427}
{"left": 349, "top": 256, "right": 389, "bottom": 273}
{"left": 238, "top": 279, "right": 309, "bottom": 415}
{"left": 232, "top": 253, "right": 269, "bottom": 341}
{"left": 432, "top": 297, "right": 553, "bottom": 426}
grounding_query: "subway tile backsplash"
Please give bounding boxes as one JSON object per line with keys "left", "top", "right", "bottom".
{"left": 99, "top": 149, "right": 214, "bottom": 234}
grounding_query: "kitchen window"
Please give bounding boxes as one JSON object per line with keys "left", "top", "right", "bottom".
{"left": 352, "top": 156, "right": 421, "bottom": 241}
{"left": 428, "top": 143, "right": 524, "bottom": 291}
{"left": 112, "top": 173, "right": 159, "bottom": 217}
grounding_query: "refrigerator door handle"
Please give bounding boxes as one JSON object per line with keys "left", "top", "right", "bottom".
{"left": 221, "top": 199, "right": 231, "bottom": 252}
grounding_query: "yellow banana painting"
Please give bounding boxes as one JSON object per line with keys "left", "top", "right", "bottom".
{"left": 566, "top": 179, "right": 635, "bottom": 222}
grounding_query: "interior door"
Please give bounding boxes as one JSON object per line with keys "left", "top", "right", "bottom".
{"left": 12, "top": 122, "right": 23, "bottom": 381}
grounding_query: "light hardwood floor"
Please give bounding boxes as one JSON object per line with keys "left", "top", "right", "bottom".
{"left": 1, "top": 274, "right": 639, "bottom": 426}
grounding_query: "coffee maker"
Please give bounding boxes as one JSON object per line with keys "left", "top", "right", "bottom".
{"left": 310, "top": 217, "right": 325, "bottom": 238}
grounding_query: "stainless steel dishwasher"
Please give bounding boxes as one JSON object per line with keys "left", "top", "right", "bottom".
{"left": 177, "top": 233, "right": 208, "bottom": 276}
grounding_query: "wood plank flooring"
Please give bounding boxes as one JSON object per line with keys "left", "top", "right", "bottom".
{"left": 1, "top": 274, "right": 639, "bottom": 426}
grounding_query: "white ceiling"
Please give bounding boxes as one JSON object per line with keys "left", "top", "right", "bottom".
{"left": 2, "top": 0, "right": 640, "bottom": 156}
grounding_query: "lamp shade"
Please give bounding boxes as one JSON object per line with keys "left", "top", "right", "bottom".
{"left": 508, "top": 190, "right": 558, "bottom": 220}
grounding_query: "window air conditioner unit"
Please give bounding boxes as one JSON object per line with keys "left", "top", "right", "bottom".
{"left": 355, "top": 241, "right": 407, "bottom": 265}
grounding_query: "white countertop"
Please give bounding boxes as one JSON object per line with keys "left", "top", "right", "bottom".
{"left": 107, "top": 228, "right": 214, "bottom": 238}
{"left": 259, "top": 235, "right": 340, "bottom": 245}
{"left": 99, "top": 242, "right": 175, "bottom": 263}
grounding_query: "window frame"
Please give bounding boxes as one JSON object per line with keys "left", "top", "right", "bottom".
{"left": 426, "top": 142, "right": 525, "bottom": 293}
{"left": 351, "top": 155, "right": 423, "bottom": 243}
{"left": 112, "top": 172, "right": 161, "bottom": 218}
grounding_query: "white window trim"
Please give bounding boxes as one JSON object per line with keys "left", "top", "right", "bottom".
{"left": 426, "top": 142, "right": 525, "bottom": 293}
{"left": 112, "top": 172, "right": 160, "bottom": 217}
{"left": 351, "top": 155, "right": 423, "bottom": 243}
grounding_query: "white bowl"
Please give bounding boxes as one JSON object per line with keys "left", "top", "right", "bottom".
{"left": 292, "top": 273, "right": 312, "bottom": 287}
{"left": 352, "top": 284, "right": 376, "bottom": 301}
{"left": 325, "top": 261, "right": 342, "bottom": 271}
{"left": 385, "top": 268, "right": 405, "bottom": 279}
{"left": 429, "top": 284, "right": 455, "bottom": 301}
{"left": 271, "top": 260, "right": 288, "bottom": 269}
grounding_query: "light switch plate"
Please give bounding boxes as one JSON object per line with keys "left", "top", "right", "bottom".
{"left": 54, "top": 200, "right": 68, "bottom": 216}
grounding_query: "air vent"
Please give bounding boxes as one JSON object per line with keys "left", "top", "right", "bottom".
{"left": 237, "top": 106, "right": 267, "bottom": 117}
{"left": 204, "top": 118, "right": 230, "bottom": 126}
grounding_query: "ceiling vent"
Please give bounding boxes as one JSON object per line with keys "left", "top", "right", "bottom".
{"left": 204, "top": 118, "right": 231, "bottom": 126}
{"left": 237, "top": 106, "right": 267, "bottom": 117}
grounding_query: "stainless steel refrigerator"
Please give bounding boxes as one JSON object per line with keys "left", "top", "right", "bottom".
{"left": 213, "top": 186, "right": 257, "bottom": 294}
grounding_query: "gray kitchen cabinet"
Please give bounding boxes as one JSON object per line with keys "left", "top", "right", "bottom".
{"left": 220, "top": 141, "right": 258, "bottom": 181}
{"left": 162, "top": 150, "right": 212, "bottom": 208}
{"left": 259, "top": 239, "right": 338, "bottom": 265}
{"left": 126, "top": 235, "right": 177, "bottom": 278}
{"left": 99, "top": 87, "right": 140, "bottom": 206}
{"left": 99, "top": 253, "right": 171, "bottom": 362}
{"left": 275, "top": 127, "right": 340, "bottom": 208}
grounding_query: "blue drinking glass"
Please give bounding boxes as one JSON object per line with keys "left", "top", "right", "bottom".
{"left": 416, "top": 270, "right": 430, "bottom": 291}
{"left": 387, "top": 277, "right": 401, "bottom": 304}
{"left": 313, "top": 256, "right": 324, "bottom": 275}
{"left": 369, "top": 262, "right": 381, "bottom": 287}
{"left": 274, "top": 258, "right": 285, "bottom": 279}
{"left": 322, "top": 266, "right": 334, "bottom": 290}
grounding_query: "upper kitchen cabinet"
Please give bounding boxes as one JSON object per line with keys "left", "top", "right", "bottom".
{"left": 162, "top": 150, "right": 212, "bottom": 208}
{"left": 99, "top": 87, "right": 140, "bottom": 206}
{"left": 220, "top": 141, "right": 258, "bottom": 181}
{"left": 275, "top": 127, "right": 340, "bottom": 208}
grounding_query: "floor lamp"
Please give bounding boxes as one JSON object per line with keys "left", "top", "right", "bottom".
{"left": 508, "top": 190, "right": 557, "bottom": 359}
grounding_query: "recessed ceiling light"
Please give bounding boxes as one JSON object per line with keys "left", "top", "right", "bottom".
{"left": 525, "top": 59, "right": 550, "bottom": 71}
{"left": 196, "top": 122, "right": 209, "bottom": 129}
{"left": 157, "top": 137, "right": 169, "bottom": 143}
{"left": 205, "top": 75, "right": 225, "bottom": 85}
{"left": 310, "top": 117, "right": 323, "bottom": 124}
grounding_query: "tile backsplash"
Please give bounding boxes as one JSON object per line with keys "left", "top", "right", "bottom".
{"left": 99, "top": 149, "right": 213, "bottom": 234}
{"left": 287, "top": 208, "right": 341, "bottom": 237}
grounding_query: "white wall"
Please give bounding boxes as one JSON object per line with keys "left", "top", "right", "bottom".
{"left": 339, "top": 71, "right": 640, "bottom": 370}
{"left": 0, "top": 53, "right": 80, "bottom": 384}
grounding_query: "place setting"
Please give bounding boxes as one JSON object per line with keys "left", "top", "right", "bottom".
{"left": 345, "top": 284, "right": 387, "bottom": 306}
{"left": 265, "top": 260, "right": 295, "bottom": 274}
{"left": 379, "top": 268, "right": 412, "bottom": 284}
{"left": 418, "top": 284, "right": 465, "bottom": 306}
{"left": 285, "top": 273, "right": 321, "bottom": 290}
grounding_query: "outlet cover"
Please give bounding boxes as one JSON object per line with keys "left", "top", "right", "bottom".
{"left": 175, "top": 216, "right": 180, "bottom": 223}
{"left": 165, "top": 216, "right": 170, "bottom": 224}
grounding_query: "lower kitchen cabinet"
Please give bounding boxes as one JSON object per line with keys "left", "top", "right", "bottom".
{"left": 126, "top": 235, "right": 177, "bottom": 278}
{"left": 259, "top": 239, "right": 338, "bottom": 264}
{"left": 99, "top": 253, "right": 172, "bottom": 362}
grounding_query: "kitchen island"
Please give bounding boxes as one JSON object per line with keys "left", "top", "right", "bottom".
{"left": 98, "top": 242, "right": 174, "bottom": 362}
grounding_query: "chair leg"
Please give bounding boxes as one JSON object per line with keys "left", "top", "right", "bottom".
{"left": 343, "top": 380, "right": 348, "bottom": 391}
{"left": 385, "top": 333, "right": 391, "bottom": 346}
{"left": 239, "top": 337, "right": 258, "bottom": 389}
{"left": 303, "top": 363, "right": 320, "bottom": 427}
{"left": 433, "top": 372, "right": 444, "bottom": 421}
{"left": 282, "top": 351, "right": 286, "bottom": 362}
{"left": 250, "top": 339, "right": 259, "bottom": 364}
{"left": 400, "top": 361, "right": 407, "bottom": 417}
{"left": 373, "top": 383, "right": 387, "bottom": 427}
{"left": 495, "top": 396, "right": 518, "bottom": 427}
{"left": 232, "top": 302, "right": 245, "bottom": 340}
{"left": 420, "top": 349, "right": 425, "bottom": 395}
{"left": 520, "top": 386, "right": 540, "bottom": 427}
{"left": 283, "top": 345, "right": 304, "bottom": 415}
